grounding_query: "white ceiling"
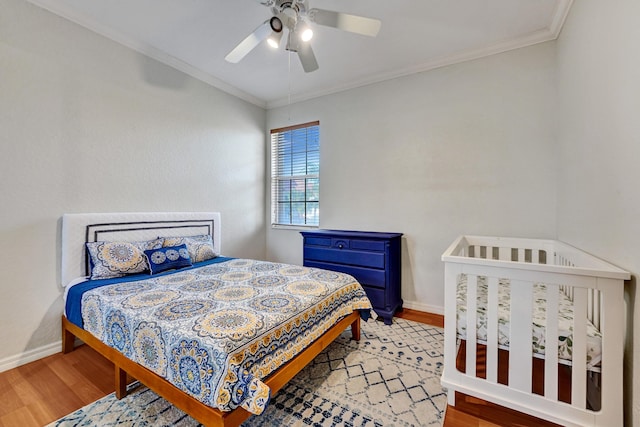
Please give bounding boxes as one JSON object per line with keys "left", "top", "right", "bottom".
{"left": 28, "top": 0, "right": 572, "bottom": 108}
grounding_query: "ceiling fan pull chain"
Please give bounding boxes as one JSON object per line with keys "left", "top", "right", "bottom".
{"left": 288, "top": 49, "right": 292, "bottom": 122}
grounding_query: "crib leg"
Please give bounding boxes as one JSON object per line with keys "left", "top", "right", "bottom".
{"left": 447, "top": 390, "right": 456, "bottom": 406}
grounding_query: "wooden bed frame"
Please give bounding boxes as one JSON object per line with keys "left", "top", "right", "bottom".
{"left": 60, "top": 211, "right": 365, "bottom": 426}
{"left": 62, "top": 311, "right": 361, "bottom": 427}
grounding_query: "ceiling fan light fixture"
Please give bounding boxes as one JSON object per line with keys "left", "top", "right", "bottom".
{"left": 269, "top": 16, "right": 283, "bottom": 32}
{"left": 299, "top": 22, "right": 313, "bottom": 42}
{"left": 267, "top": 30, "right": 283, "bottom": 48}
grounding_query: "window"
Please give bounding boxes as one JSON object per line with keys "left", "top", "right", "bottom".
{"left": 271, "top": 121, "right": 319, "bottom": 227}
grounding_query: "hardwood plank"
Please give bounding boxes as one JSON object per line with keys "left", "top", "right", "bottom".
{"left": 448, "top": 392, "right": 562, "bottom": 427}
{"left": 0, "top": 381, "right": 25, "bottom": 418}
{"left": 2, "top": 368, "right": 45, "bottom": 407}
{"left": 15, "top": 357, "right": 86, "bottom": 416}
{"left": 444, "top": 405, "right": 502, "bottom": 427}
{"left": 0, "top": 406, "right": 40, "bottom": 427}
{"left": 395, "top": 308, "right": 444, "bottom": 327}
{"left": 0, "top": 345, "right": 114, "bottom": 427}
{"left": 16, "top": 400, "right": 58, "bottom": 427}
{"left": 69, "top": 345, "right": 117, "bottom": 394}
{"left": 47, "top": 354, "right": 107, "bottom": 402}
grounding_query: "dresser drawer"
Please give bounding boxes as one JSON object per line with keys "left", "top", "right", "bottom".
{"left": 306, "top": 236, "right": 385, "bottom": 252}
{"left": 304, "top": 247, "right": 385, "bottom": 269}
{"left": 350, "top": 239, "right": 385, "bottom": 252}
{"left": 304, "top": 261, "right": 386, "bottom": 288}
{"left": 305, "top": 236, "right": 332, "bottom": 247}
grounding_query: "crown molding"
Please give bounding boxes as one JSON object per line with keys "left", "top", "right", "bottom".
{"left": 267, "top": 0, "right": 574, "bottom": 109}
{"left": 27, "top": 0, "right": 572, "bottom": 111}
{"left": 26, "top": 0, "right": 267, "bottom": 109}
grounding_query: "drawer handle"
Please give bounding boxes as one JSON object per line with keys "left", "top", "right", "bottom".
{"left": 338, "top": 243, "right": 344, "bottom": 249}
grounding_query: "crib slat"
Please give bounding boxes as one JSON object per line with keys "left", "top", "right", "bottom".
{"left": 544, "top": 284, "right": 559, "bottom": 401}
{"left": 518, "top": 248, "right": 525, "bottom": 263}
{"left": 587, "top": 290, "right": 593, "bottom": 326}
{"left": 532, "top": 250, "right": 539, "bottom": 264}
{"left": 466, "top": 275, "right": 478, "bottom": 378}
{"left": 508, "top": 280, "right": 533, "bottom": 393}
{"left": 571, "top": 287, "right": 588, "bottom": 409}
{"left": 599, "top": 278, "right": 625, "bottom": 427}
{"left": 443, "top": 266, "right": 462, "bottom": 407}
{"left": 486, "top": 277, "right": 499, "bottom": 383}
{"left": 592, "top": 290, "right": 601, "bottom": 330}
{"left": 499, "top": 247, "right": 510, "bottom": 261}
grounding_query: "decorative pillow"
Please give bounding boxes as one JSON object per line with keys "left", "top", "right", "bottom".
{"left": 86, "top": 238, "right": 163, "bottom": 280}
{"left": 144, "top": 244, "right": 192, "bottom": 275}
{"left": 162, "top": 235, "right": 216, "bottom": 263}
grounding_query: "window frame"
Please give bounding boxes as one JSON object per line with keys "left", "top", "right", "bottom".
{"left": 270, "top": 121, "right": 320, "bottom": 229}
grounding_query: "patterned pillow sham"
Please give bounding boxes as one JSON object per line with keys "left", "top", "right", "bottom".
{"left": 144, "top": 244, "right": 192, "bottom": 275}
{"left": 162, "top": 234, "right": 216, "bottom": 263}
{"left": 86, "top": 238, "right": 163, "bottom": 279}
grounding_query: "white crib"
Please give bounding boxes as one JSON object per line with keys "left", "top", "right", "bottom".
{"left": 441, "top": 235, "right": 629, "bottom": 427}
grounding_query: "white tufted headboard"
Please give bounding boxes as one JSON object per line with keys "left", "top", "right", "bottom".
{"left": 61, "top": 212, "right": 221, "bottom": 286}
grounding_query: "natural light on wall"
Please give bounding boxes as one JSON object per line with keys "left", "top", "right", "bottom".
{"left": 271, "top": 121, "right": 320, "bottom": 227}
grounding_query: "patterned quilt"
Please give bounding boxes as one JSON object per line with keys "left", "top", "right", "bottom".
{"left": 456, "top": 274, "right": 602, "bottom": 369}
{"left": 80, "top": 259, "right": 372, "bottom": 414}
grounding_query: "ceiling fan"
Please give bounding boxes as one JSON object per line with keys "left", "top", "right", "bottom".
{"left": 225, "top": 0, "right": 381, "bottom": 73}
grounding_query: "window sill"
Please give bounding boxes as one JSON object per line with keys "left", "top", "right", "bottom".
{"left": 271, "top": 224, "right": 319, "bottom": 231}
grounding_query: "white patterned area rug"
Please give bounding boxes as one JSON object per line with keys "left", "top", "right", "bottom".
{"left": 49, "top": 318, "right": 445, "bottom": 427}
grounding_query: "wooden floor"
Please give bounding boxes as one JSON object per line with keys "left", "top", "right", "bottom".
{"left": 0, "top": 344, "right": 115, "bottom": 427}
{"left": 0, "top": 309, "right": 544, "bottom": 427}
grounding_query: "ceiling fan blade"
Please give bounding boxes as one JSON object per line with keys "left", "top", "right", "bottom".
{"left": 225, "top": 20, "right": 272, "bottom": 63}
{"left": 308, "top": 9, "right": 381, "bottom": 37}
{"left": 297, "top": 43, "right": 319, "bottom": 73}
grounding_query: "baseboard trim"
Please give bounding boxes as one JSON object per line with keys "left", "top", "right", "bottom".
{"left": 396, "top": 307, "right": 444, "bottom": 328}
{"left": 402, "top": 300, "right": 444, "bottom": 316}
{"left": 0, "top": 341, "right": 62, "bottom": 373}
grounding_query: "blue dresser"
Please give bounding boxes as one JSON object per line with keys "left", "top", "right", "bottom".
{"left": 301, "top": 229, "right": 403, "bottom": 325}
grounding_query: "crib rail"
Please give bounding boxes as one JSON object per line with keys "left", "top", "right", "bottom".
{"left": 441, "top": 235, "right": 629, "bottom": 427}
{"left": 443, "top": 235, "right": 629, "bottom": 280}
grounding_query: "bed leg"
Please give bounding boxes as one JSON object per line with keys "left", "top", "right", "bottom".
{"left": 115, "top": 365, "right": 127, "bottom": 399}
{"left": 61, "top": 325, "right": 75, "bottom": 354}
{"left": 351, "top": 316, "right": 361, "bottom": 341}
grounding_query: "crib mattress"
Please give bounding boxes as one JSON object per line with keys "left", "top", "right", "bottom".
{"left": 456, "top": 275, "right": 602, "bottom": 369}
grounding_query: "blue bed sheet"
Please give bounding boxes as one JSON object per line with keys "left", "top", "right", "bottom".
{"left": 65, "top": 256, "right": 233, "bottom": 327}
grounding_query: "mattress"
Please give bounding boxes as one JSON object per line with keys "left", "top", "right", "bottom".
{"left": 456, "top": 275, "right": 602, "bottom": 369}
{"left": 67, "top": 258, "right": 371, "bottom": 414}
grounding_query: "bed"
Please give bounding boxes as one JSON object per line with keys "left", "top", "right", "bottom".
{"left": 441, "top": 235, "right": 629, "bottom": 427}
{"left": 60, "top": 212, "right": 371, "bottom": 426}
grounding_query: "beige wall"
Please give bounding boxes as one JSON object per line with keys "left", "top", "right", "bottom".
{"left": 556, "top": 1, "right": 640, "bottom": 424}
{"left": 0, "top": 0, "right": 266, "bottom": 367}
{"left": 266, "top": 42, "right": 558, "bottom": 314}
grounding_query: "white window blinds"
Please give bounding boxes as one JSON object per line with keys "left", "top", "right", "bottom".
{"left": 271, "top": 121, "right": 320, "bottom": 227}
